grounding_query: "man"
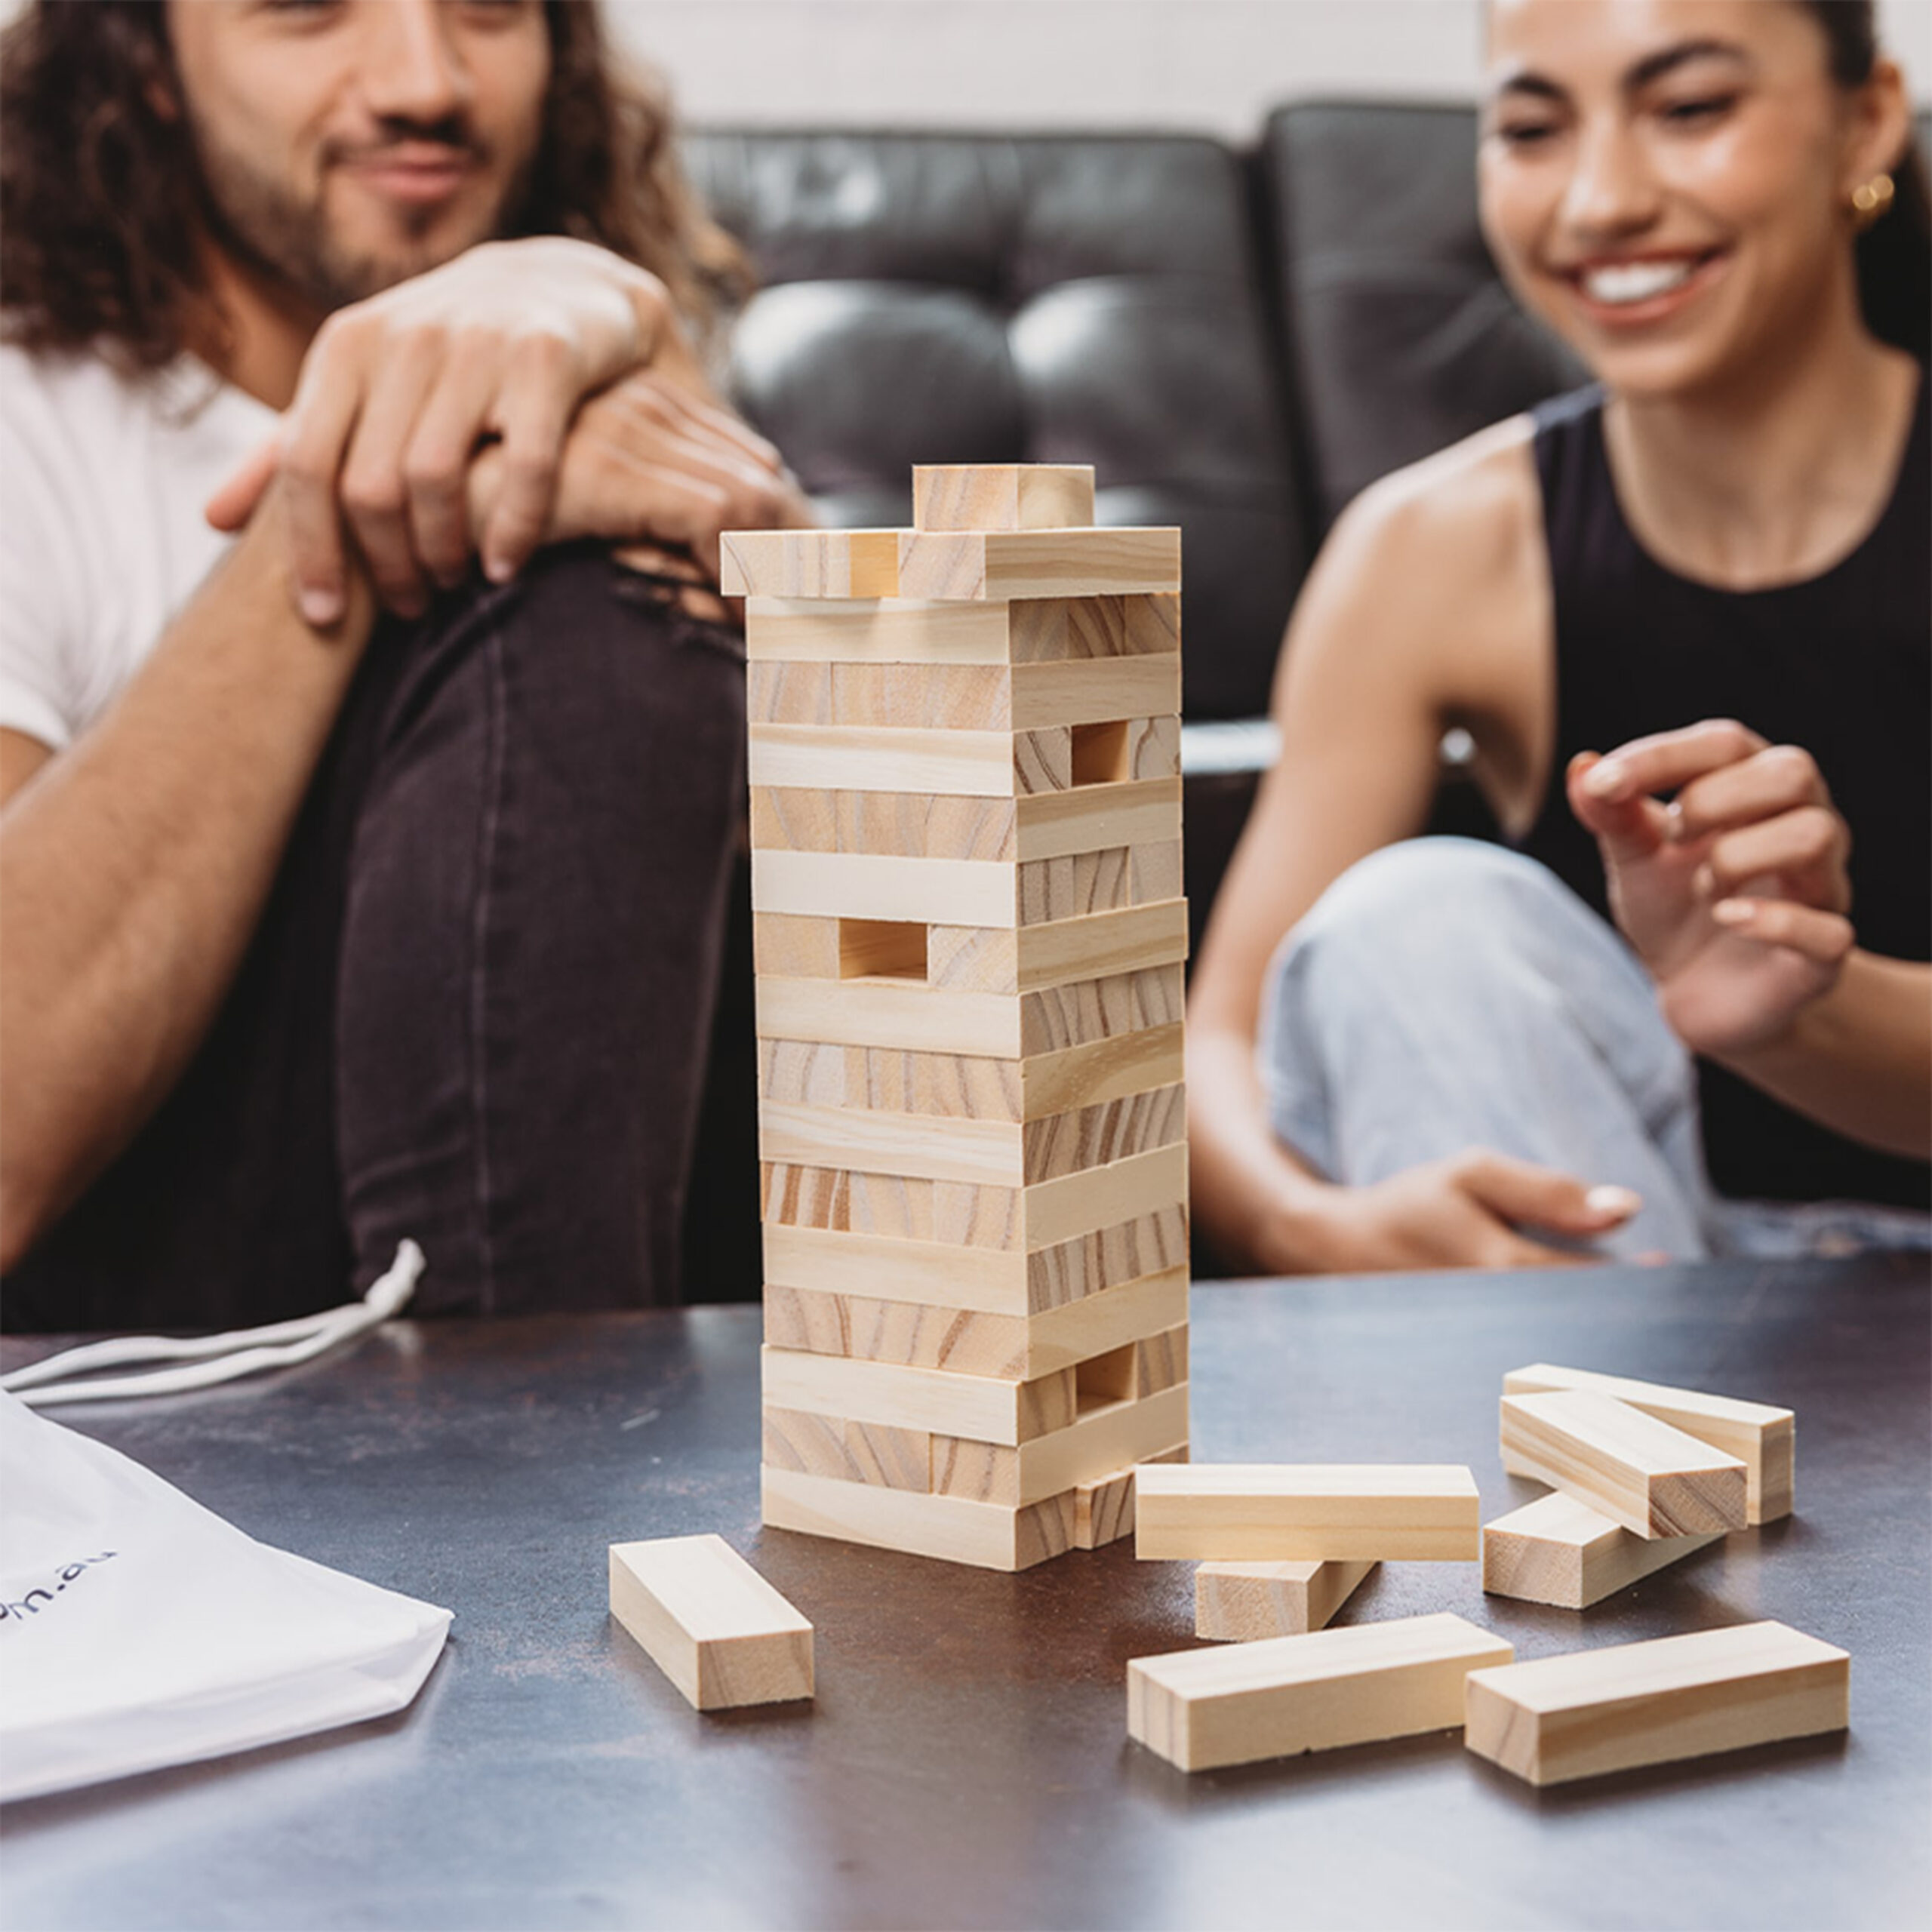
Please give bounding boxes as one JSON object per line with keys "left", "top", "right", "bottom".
{"left": 0, "top": 0, "right": 806, "bottom": 1328}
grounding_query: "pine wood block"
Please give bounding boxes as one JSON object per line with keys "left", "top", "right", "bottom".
{"left": 749, "top": 660, "right": 1016, "bottom": 732}
{"left": 1503, "top": 1363, "right": 1794, "bottom": 1524}
{"left": 764, "top": 1263, "right": 1190, "bottom": 1380}
{"left": 927, "top": 900, "right": 1189, "bottom": 997}
{"left": 1500, "top": 1390, "right": 1748, "bottom": 1539}
{"left": 752, "top": 913, "right": 844, "bottom": 980}
{"left": 1022, "top": 963, "right": 1184, "bottom": 1056}
{"left": 1135, "top": 1324, "right": 1189, "bottom": 1396}
{"left": 762, "top": 1345, "right": 1075, "bottom": 1447}
{"left": 897, "top": 526, "right": 1180, "bottom": 601}
{"left": 756, "top": 977, "right": 1023, "bottom": 1057}
{"left": 1481, "top": 1491, "right": 1723, "bottom": 1611}
{"left": 913, "top": 463, "right": 1096, "bottom": 531}
{"left": 761, "top": 1405, "right": 931, "bottom": 1492}
{"left": 751, "top": 850, "right": 1020, "bottom": 928}
{"left": 1009, "top": 593, "right": 1179, "bottom": 663}
{"left": 748, "top": 724, "right": 1070, "bottom": 799}
{"left": 1135, "top": 1464, "right": 1481, "bottom": 1562}
{"left": 932, "top": 1383, "right": 1190, "bottom": 1509}
{"left": 1073, "top": 1444, "right": 1190, "bottom": 1549}
{"left": 761, "top": 1464, "right": 1075, "bottom": 1573}
{"left": 763, "top": 1202, "right": 1188, "bottom": 1318}
{"left": 761, "top": 1083, "right": 1183, "bottom": 1189}
{"left": 1463, "top": 1620, "right": 1850, "bottom": 1787}
{"left": 1008, "top": 655, "right": 1182, "bottom": 731}
{"left": 744, "top": 597, "right": 1014, "bottom": 664}
{"left": 1128, "top": 1612, "right": 1513, "bottom": 1773}
{"left": 1195, "top": 1560, "right": 1379, "bottom": 1641}
{"left": 1014, "top": 778, "right": 1182, "bottom": 863}
{"left": 1130, "top": 840, "right": 1183, "bottom": 903}
{"left": 1125, "top": 715, "right": 1181, "bottom": 780}
{"left": 722, "top": 530, "right": 902, "bottom": 599}
{"left": 608, "top": 1534, "right": 814, "bottom": 1711}
{"left": 751, "top": 787, "right": 1020, "bottom": 862}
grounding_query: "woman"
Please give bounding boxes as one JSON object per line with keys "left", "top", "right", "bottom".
{"left": 1188, "top": 0, "right": 1929, "bottom": 1274}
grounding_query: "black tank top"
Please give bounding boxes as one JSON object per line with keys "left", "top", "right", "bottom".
{"left": 1519, "top": 380, "right": 1930, "bottom": 1210}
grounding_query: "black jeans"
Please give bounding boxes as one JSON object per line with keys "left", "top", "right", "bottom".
{"left": 4, "top": 548, "right": 746, "bottom": 1331}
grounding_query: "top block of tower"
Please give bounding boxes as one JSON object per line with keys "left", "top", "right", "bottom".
{"left": 913, "top": 465, "right": 1096, "bottom": 532}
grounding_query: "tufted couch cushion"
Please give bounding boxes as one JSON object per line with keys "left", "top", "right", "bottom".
{"left": 685, "top": 132, "right": 1308, "bottom": 724}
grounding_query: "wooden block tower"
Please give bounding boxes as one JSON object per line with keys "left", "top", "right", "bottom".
{"left": 720, "top": 464, "right": 1191, "bottom": 1572}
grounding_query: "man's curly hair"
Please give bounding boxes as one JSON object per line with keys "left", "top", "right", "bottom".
{"left": 0, "top": 0, "right": 749, "bottom": 368}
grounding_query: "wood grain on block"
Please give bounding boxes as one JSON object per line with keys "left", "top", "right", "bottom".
{"left": 1134, "top": 1325, "right": 1189, "bottom": 1397}
{"left": 761, "top": 1405, "right": 931, "bottom": 1492}
{"left": 749, "top": 724, "right": 1029, "bottom": 800}
{"left": 1130, "top": 841, "right": 1184, "bottom": 904}
{"left": 912, "top": 463, "right": 1096, "bottom": 532}
{"left": 1128, "top": 1613, "right": 1512, "bottom": 1772}
{"left": 1006, "top": 900, "right": 1191, "bottom": 996}
{"left": 1481, "top": 1491, "right": 1723, "bottom": 1611}
{"left": 1463, "top": 1620, "right": 1849, "bottom": 1787}
{"left": 1503, "top": 1363, "right": 1794, "bottom": 1524}
{"left": 1074, "top": 1444, "right": 1189, "bottom": 1549}
{"left": 1008, "top": 655, "right": 1182, "bottom": 731}
{"left": 752, "top": 912, "right": 844, "bottom": 980}
{"left": 1195, "top": 1560, "right": 1379, "bottom": 1642}
{"left": 932, "top": 1384, "right": 1190, "bottom": 1509}
{"left": 744, "top": 596, "right": 1013, "bottom": 665}
{"left": 1135, "top": 1463, "right": 1481, "bottom": 1561}
{"left": 1500, "top": 1390, "right": 1748, "bottom": 1539}
{"left": 721, "top": 529, "right": 901, "bottom": 599}
{"left": 1013, "top": 777, "right": 1183, "bottom": 863}
{"left": 761, "top": 1204, "right": 1186, "bottom": 1318}
{"left": 1020, "top": 963, "right": 1185, "bottom": 1057}
{"left": 897, "top": 526, "right": 1180, "bottom": 601}
{"left": 762, "top": 1344, "right": 1075, "bottom": 1447}
{"left": 749, "top": 660, "right": 1015, "bottom": 733}
{"left": 1126, "top": 715, "right": 1181, "bottom": 780}
{"left": 761, "top": 1464, "right": 1074, "bottom": 1572}
{"left": 764, "top": 1263, "right": 1189, "bottom": 1381}
{"left": 608, "top": 1534, "right": 814, "bottom": 1711}
{"left": 756, "top": 977, "right": 1022, "bottom": 1057}
{"left": 751, "top": 787, "right": 1018, "bottom": 862}
{"left": 1009, "top": 593, "right": 1180, "bottom": 663}
{"left": 751, "top": 849, "right": 1019, "bottom": 928}
{"left": 1021, "top": 1140, "right": 1188, "bottom": 1251}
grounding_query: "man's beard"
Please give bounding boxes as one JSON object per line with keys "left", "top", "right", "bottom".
{"left": 183, "top": 109, "right": 528, "bottom": 312}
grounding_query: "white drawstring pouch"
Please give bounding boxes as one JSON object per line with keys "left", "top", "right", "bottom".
{"left": 0, "top": 1386, "right": 451, "bottom": 1804}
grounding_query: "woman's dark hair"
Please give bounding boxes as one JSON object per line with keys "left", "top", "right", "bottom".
{"left": 1799, "top": 0, "right": 1930, "bottom": 361}
{"left": 0, "top": 0, "right": 749, "bottom": 369}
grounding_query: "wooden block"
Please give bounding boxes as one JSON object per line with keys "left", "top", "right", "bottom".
{"left": 1195, "top": 1560, "right": 1379, "bottom": 1641}
{"left": 761, "top": 1464, "right": 1074, "bottom": 1573}
{"left": 757, "top": 976, "right": 1023, "bottom": 1057}
{"left": 912, "top": 463, "right": 1096, "bottom": 532}
{"left": 1129, "top": 840, "right": 1183, "bottom": 903}
{"left": 1126, "top": 714, "right": 1181, "bottom": 780}
{"left": 932, "top": 1383, "right": 1190, "bottom": 1508}
{"left": 1075, "top": 1444, "right": 1189, "bottom": 1550}
{"left": 897, "top": 527, "right": 1180, "bottom": 601}
{"left": 1009, "top": 593, "right": 1179, "bottom": 663}
{"left": 1135, "top": 1464, "right": 1481, "bottom": 1562}
{"left": 752, "top": 912, "right": 844, "bottom": 980}
{"left": 1500, "top": 1391, "right": 1748, "bottom": 1540}
{"left": 749, "top": 660, "right": 1015, "bottom": 732}
{"left": 764, "top": 1202, "right": 1188, "bottom": 1318}
{"left": 1481, "top": 1491, "right": 1723, "bottom": 1611}
{"left": 761, "top": 1405, "right": 931, "bottom": 1492}
{"left": 1503, "top": 1362, "right": 1794, "bottom": 1524}
{"left": 1021, "top": 1140, "right": 1188, "bottom": 1251}
{"left": 721, "top": 530, "right": 901, "bottom": 599}
{"left": 1134, "top": 1324, "right": 1189, "bottom": 1397}
{"left": 762, "top": 1345, "right": 1075, "bottom": 1447}
{"left": 751, "top": 849, "right": 1019, "bottom": 928}
{"left": 763, "top": 1263, "right": 1189, "bottom": 1380}
{"left": 1013, "top": 778, "right": 1182, "bottom": 863}
{"left": 744, "top": 597, "right": 1014, "bottom": 664}
{"left": 1020, "top": 963, "right": 1185, "bottom": 1057}
{"left": 608, "top": 1534, "right": 814, "bottom": 1710}
{"left": 1128, "top": 1613, "right": 1513, "bottom": 1772}
{"left": 751, "top": 787, "right": 1018, "bottom": 862}
{"left": 749, "top": 724, "right": 1069, "bottom": 800}
{"left": 928, "top": 900, "right": 1189, "bottom": 997}
{"left": 1463, "top": 1621, "right": 1850, "bottom": 1787}
{"left": 1008, "top": 654, "right": 1182, "bottom": 731}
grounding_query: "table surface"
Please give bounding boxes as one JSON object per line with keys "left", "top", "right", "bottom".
{"left": 2, "top": 1254, "right": 1927, "bottom": 1932}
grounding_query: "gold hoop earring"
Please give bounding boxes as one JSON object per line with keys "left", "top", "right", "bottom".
{"left": 1850, "top": 172, "right": 1896, "bottom": 231}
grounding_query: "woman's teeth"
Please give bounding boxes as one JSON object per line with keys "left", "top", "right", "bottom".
{"left": 1581, "top": 258, "right": 1699, "bottom": 304}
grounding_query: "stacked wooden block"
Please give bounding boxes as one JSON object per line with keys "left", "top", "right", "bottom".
{"left": 722, "top": 464, "right": 1192, "bottom": 1573}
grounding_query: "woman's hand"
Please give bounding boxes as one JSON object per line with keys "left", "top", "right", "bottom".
{"left": 205, "top": 238, "right": 678, "bottom": 620}
{"left": 1567, "top": 720, "right": 1855, "bottom": 1057}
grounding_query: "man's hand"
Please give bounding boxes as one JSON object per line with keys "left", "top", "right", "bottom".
{"left": 1568, "top": 721, "right": 1855, "bottom": 1058}
{"left": 206, "top": 238, "right": 676, "bottom": 620}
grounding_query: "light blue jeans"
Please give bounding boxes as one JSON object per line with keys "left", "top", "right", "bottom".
{"left": 1260, "top": 838, "right": 1931, "bottom": 1261}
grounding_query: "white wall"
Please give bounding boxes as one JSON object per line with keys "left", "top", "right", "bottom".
{"left": 612, "top": 0, "right": 1930, "bottom": 137}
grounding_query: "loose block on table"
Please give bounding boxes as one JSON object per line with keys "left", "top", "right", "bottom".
{"left": 1128, "top": 1611, "right": 1512, "bottom": 1771}
{"left": 1195, "top": 1559, "right": 1378, "bottom": 1641}
{"left": 1463, "top": 1620, "right": 1849, "bottom": 1786}
{"left": 1135, "top": 1463, "right": 1481, "bottom": 1561}
{"left": 1481, "top": 1491, "right": 1723, "bottom": 1610}
{"left": 1503, "top": 1362, "right": 1793, "bottom": 1524}
{"left": 1500, "top": 1390, "right": 1748, "bottom": 1539}
{"left": 608, "top": 1534, "right": 814, "bottom": 1711}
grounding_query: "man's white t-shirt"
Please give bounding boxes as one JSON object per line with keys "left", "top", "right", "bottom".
{"left": 0, "top": 344, "right": 276, "bottom": 752}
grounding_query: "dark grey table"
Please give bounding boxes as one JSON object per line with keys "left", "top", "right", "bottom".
{"left": 2, "top": 1255, "right": 1927, "bottom": 1932}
